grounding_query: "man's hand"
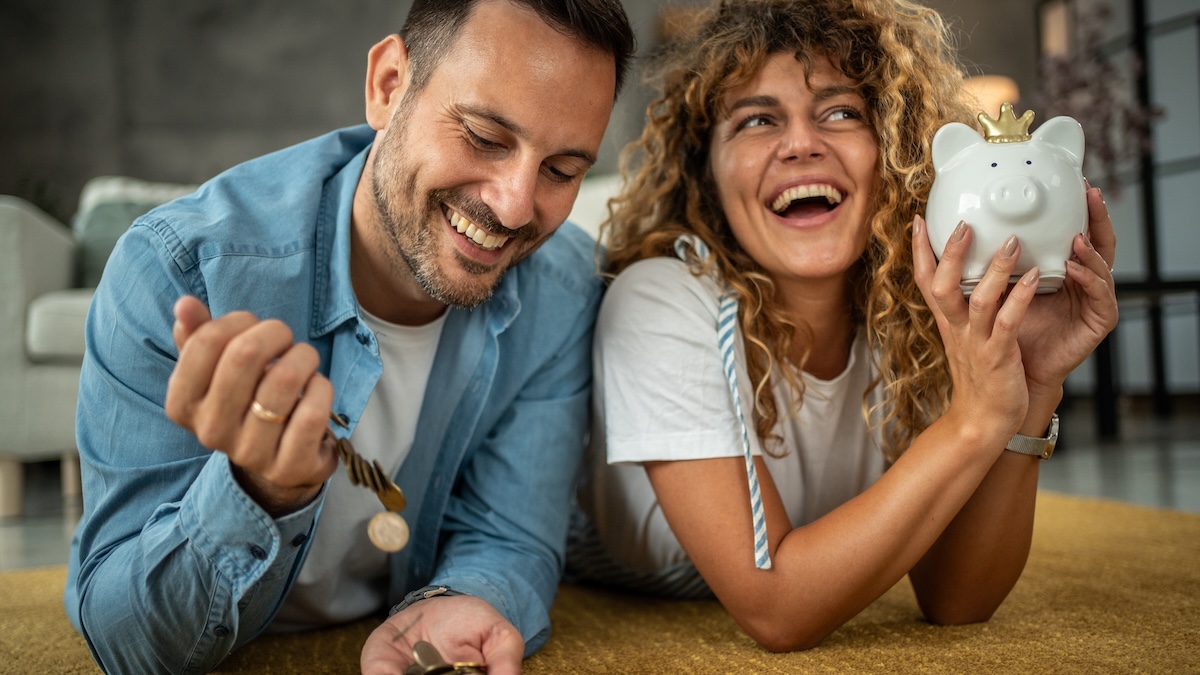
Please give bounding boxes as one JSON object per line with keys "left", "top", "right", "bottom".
{"left": 164, "top": 295, "right": 339, "bottom": 516}
{"left": 361, "top": 595, "right": 524, "bottom": 675}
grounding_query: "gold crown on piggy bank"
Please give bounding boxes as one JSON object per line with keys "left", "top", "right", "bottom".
{"left": 978, "top": 102, "right": 1035, "bottom": 143}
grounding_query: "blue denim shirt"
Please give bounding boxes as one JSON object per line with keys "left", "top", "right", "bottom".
{"left": 65, "top": 125, "right": 602, "bottom": 674}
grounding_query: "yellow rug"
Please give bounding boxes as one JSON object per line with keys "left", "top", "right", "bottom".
{"left": 2, "top": 492, "right": 1197, "bottom": 674}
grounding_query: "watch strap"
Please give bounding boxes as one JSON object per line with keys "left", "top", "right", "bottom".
{"left": 1004, "top": 413, "right": 1059, "bottom": 460}
{"left": 388, "top": 584, "right": 463, "bottom": 616}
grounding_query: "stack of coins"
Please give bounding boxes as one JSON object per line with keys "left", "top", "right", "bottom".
{"left": 328, "top": 413, "right": 410, "bottom": 552}
{"left": 406, "top": 641, "right": 487, "bottom": 674}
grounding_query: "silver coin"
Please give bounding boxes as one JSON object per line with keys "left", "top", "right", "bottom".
{"left": 368, "top": 511, "right": 410, "bottom": 552}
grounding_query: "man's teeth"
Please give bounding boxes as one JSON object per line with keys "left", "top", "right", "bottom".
{"left": 770, "top": 184, "right": 843, "bottom": 213}
{"left": 449, "top": 210, "right": 509, "bottom": 251}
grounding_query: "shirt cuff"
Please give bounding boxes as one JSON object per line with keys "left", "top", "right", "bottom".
{"left": 179, "top": 453, "right": 321, "bottom": 590}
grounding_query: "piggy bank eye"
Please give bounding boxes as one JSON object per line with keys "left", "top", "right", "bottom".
{"left": 991, "top": 162, "right": 998, "bottom": 168}
{"left": 1026, "top": 160, "right": 1032, "bottom": 165}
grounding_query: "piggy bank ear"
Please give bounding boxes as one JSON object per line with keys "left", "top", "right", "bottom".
{"left": 1033, "top": 116, "right": 1085, "bottom": 168}
{"left": 931, "top": 123, "right": 985, "bottom": 171}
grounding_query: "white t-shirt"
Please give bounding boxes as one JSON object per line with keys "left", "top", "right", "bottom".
{"left": 270, "top": 307, "right": 446, "bottom": 630}
{"left": 583, "top": 257, "right": 888, "bottom": 574}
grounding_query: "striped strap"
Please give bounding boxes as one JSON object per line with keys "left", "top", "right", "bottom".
{"left": 673, "top": 236, "right": 772, "bottom": 570}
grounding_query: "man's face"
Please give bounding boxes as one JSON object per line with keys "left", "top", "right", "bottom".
{"left": 369, "top": 1, "right": 616, "bottom": 308}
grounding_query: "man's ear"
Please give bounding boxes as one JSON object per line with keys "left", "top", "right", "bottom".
{"left": 365, "top": 34, "right": 411, "bottom": 130}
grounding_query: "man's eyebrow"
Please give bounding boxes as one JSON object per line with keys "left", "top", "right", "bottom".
{"left": 461, "top": 104, "right": 597, "bottom": 165}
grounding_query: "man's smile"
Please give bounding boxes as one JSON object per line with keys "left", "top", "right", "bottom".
{"left": 446, "top": 205, "right": 510, "bottom": 251}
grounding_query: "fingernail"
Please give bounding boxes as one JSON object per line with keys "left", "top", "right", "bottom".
{"left": 913, "top": 214, "right": 925, "bottom": 238}
{"left": 1022, "top": 266, "right": 1040, "bottom": 286}
{"left": 950, "top": 221, "right": 967, "bottom": 243}
{"left": 1001, "top": 235, "right": 1018, "bottom": 258}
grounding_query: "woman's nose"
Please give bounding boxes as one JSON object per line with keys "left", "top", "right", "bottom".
{"left": 777, "top": 119, "right": 827, "bottom": 162}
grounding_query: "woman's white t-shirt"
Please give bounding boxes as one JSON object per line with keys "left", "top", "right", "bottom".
{"left": 582, "top": 257, "right": 888, "bottom": 574}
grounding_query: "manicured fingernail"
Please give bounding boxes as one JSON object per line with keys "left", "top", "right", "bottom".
{"left": 950, "top": 221, "right": 967, "bottom": 243}
{"left": 1022, "top": 266, "right": 1040, "bottom": 286}
{"left": 913, "top": 214, "right": 925, "bottom": 237}
{"left": 1001, "top": 235, "right": 1018, "bottom": 258}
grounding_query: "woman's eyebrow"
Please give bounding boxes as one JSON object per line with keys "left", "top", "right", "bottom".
{"left": 727, "top": 95, "right": 780, "bottom": 113}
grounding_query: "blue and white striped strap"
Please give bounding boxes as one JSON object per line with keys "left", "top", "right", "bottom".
{"left": 673, "top": 236, "right": 772, "bottom": 570}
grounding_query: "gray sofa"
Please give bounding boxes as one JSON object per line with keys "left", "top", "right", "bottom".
{"left": 0, "top": 177, "right": 194, "bottom": 517}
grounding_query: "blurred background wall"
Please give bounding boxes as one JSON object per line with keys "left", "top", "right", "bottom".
{"left": 0, "top": 0, "right": 1041, "bottom": 223}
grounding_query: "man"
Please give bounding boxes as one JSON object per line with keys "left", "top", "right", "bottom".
{"left": 64, "top": 1, "right": 634, "bottom": 672}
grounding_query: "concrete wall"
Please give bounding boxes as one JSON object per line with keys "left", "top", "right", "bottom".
{"left": 0, "top": 0, "right": 1040, "bottom": 224}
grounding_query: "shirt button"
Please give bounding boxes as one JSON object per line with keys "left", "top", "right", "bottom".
{"left": 249, "top": 545, "right": 267, "bottom": 560}
{"left": 291, "top": 533, "right": 308, "bottom": 547}
{"left": 214, "top": 625, "right": 230, "bottom": 638}
{"left": 356, "top": 333, "right": 369, "bottom": 345}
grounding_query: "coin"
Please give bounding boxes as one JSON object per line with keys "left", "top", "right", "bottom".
{"left": 378, "top": 483, "right": 407, "bottom": 512}
{"left": 368, "top": 511, "right": 410, "bottom": 552}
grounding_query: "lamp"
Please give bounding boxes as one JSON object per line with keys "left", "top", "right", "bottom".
{"left": 964, "top": 75, "right": 1021, "bottom": 118}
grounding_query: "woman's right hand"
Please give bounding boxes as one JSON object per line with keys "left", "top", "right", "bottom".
{"left": 911, "top": 215, "right": 1040, "bottom": 448}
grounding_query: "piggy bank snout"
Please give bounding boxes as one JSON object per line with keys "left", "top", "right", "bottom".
{"left": 986, "top": 174, "right": 1044, "bottom": 222}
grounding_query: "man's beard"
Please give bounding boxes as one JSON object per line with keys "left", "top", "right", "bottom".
{"left": 368, "top": 95, "right": 533, "bottom": 308}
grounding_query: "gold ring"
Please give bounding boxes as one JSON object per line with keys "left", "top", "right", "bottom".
{"left": 250, "top": 400, "right": 287, "bottom": 424}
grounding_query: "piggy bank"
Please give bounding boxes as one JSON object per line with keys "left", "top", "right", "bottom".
{"left": 925, "top": 102, "right": 1087, "bottom": 294}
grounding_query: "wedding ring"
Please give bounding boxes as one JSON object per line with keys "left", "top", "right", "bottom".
{"left": 250, "top": 400, "right": 287, "bottom": 424}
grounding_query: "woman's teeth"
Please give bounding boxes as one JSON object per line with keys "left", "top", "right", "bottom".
{"left": 771, "top": 184, "right": 843, "bottom": 214}
{"left": 449, "top": 210, "right": 509, "bottom": 251}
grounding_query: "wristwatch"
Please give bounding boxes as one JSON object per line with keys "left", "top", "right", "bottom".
{"left": 1004, "top": 413, "right": 1059, "bottom": 460}
{"left": 389, "top": 584, "right": 463, "bottom": 616}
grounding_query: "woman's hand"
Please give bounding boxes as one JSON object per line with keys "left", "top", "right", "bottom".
{"left": 912, "top": 216, "right": 1041, "bottom": 444}
{"left": 1017, "top": 186, "right": 1120, "bottom": 398}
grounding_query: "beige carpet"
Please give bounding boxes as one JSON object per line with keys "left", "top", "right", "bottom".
{"left": 2, "top": 491, "right": 1197, "bottom": 674}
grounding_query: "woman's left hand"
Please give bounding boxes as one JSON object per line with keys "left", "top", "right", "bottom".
{"left": 1017, "top": 185, "right": 1120, "bottom": 395}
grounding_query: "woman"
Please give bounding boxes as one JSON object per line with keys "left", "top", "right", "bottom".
{"left": 569, "top": 0, "right": 1118, "bottom": 652}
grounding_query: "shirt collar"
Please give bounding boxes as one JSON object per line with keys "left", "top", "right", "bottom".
{"left": 311, "top": 144, "right": 369, "bottom": 339}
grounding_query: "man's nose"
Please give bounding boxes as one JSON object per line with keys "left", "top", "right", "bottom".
{"left": 482, "top": 163, "right": 538, "bottom": 230}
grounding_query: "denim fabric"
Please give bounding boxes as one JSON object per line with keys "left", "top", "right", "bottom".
{"left": 64, "top": 125, "right": 601, "bottom": 674}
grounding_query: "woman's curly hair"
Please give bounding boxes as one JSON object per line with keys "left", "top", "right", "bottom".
{"left": 599, "top": 0, "right": 976, "bottom": 460}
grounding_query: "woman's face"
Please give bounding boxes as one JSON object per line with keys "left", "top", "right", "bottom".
{"left": 709, "top": 53, "right": 879, "bottom": 290}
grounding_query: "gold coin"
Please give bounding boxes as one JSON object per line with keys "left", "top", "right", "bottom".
{"left": 379, "top": 484, "right": 407, "bottom": 512}
{"left": 367, "top": 511, "right": 410, "bottom": 552}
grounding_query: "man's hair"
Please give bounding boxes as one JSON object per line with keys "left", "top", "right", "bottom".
{"left": 601, "top": 0, "right": 977, "bottom": 460}
{"left": 400, "top": 0, "right": 636, "bottom": 98}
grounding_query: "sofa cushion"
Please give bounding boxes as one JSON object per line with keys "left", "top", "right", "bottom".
{"left": 73, "top": 176, "right": 197, "bottom": 287}
{"left": 25, "top": 288, "right": 95, "bottom": 363}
